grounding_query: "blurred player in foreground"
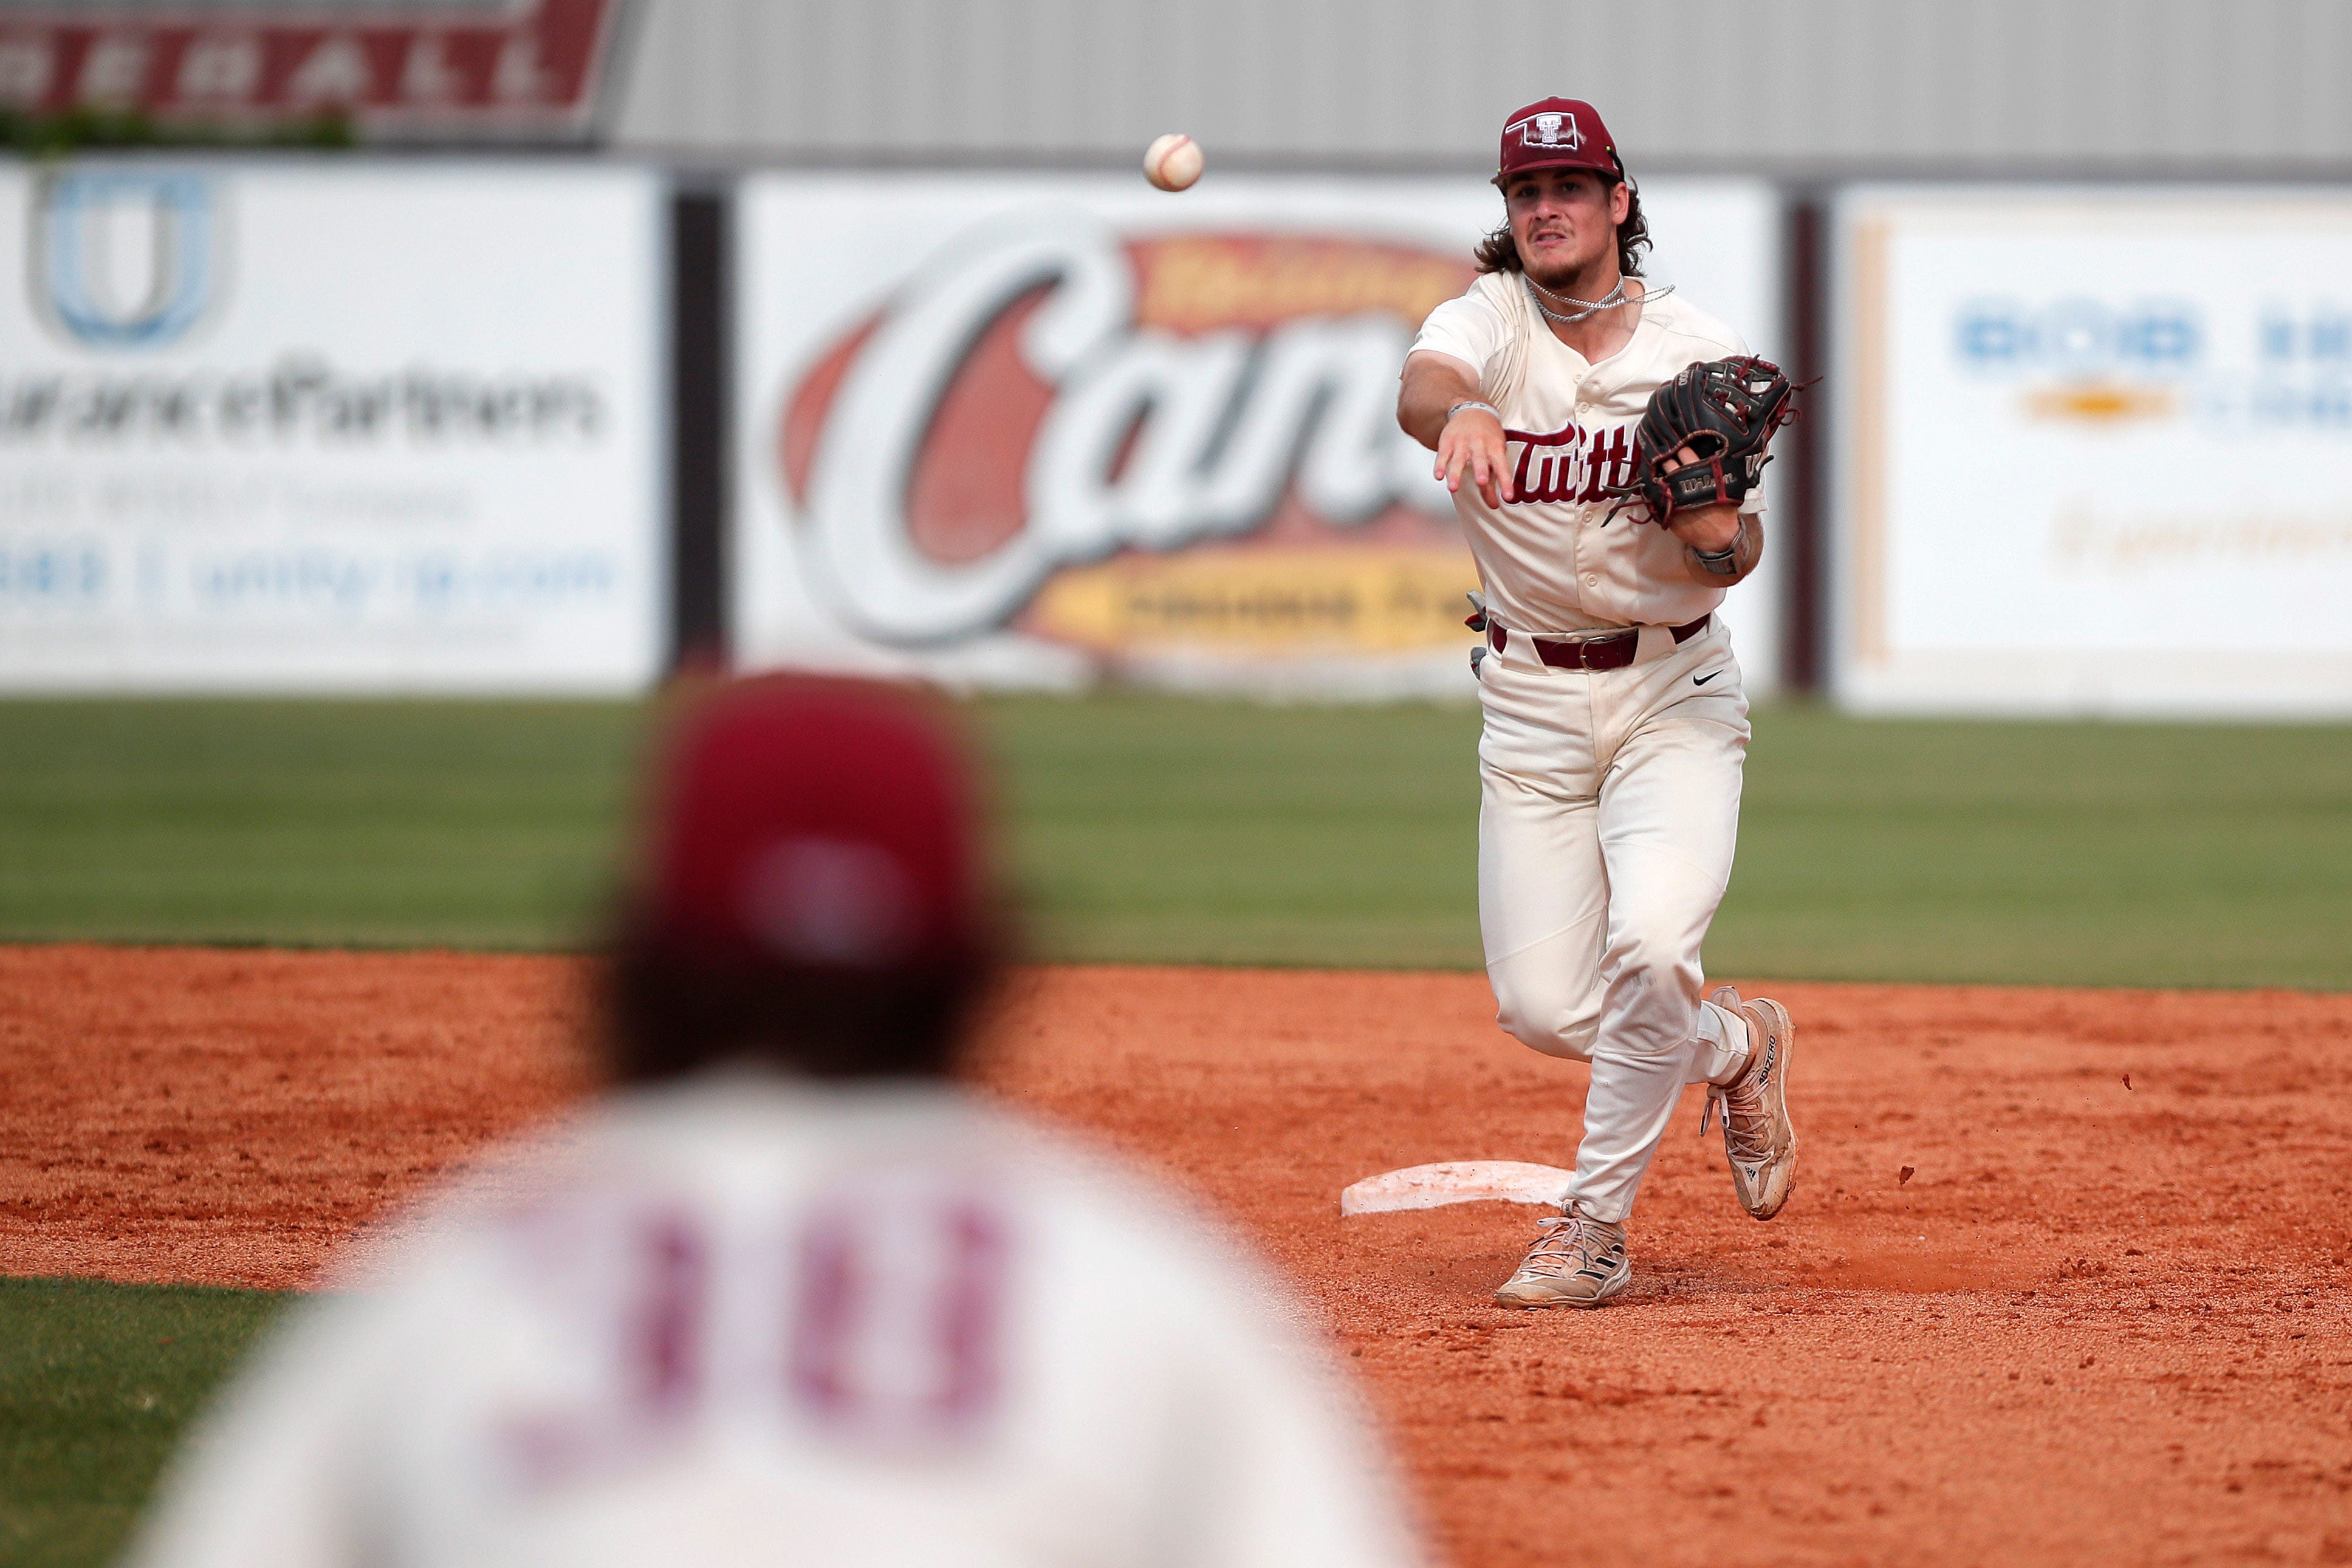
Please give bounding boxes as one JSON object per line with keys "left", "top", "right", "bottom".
{"left": 129, "top": 676, "right": 1422, "bottom": 1568}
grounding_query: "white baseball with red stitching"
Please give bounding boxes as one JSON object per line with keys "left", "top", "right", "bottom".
{"left": 1143, "top": 133, "right": 1202, "bottom": 191}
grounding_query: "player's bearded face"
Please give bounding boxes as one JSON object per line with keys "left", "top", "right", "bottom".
{"left": 1505, "top": 171, "right": 1627, "bottom": 291}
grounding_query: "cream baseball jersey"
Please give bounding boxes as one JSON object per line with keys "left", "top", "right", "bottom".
{"left": 128, "top": 1077, "right": 1421, "bottom": 1568}
{"left": 1409, "top": 272, "right": 1765, "bottom": 635}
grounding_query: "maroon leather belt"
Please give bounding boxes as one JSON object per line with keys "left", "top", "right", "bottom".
{"left": 1489, "top": 614, "right": 1710, "bottom": 672}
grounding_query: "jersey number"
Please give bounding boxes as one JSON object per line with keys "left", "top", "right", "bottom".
{"left": 502, "top": 1187, "right": 1009, "bottom": 1491}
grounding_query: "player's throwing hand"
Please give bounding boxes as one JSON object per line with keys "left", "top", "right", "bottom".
{"left": 1436, "top": 400, "right": 1514, "bottom": 508}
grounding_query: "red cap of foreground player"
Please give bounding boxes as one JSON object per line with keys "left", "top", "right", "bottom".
{"left": 1492, "top": 97, "right": 1623, "bottom": 186}
{"left": 636, "top": 674, "right": 992, "bottom": 974}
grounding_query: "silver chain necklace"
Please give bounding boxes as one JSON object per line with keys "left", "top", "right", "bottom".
{"left": 1523, "top": 272, "right": 1673, "bottom": 324}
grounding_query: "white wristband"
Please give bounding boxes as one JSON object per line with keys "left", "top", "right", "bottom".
{"left": 1445, "top": 400, "right": 1501, "bottom": 423}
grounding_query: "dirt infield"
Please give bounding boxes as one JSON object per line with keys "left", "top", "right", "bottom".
{"left": 4, "top": 945, "right": 2351, "bottom": 1566}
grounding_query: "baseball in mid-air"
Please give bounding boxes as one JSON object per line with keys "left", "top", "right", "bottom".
{"left": 1144, "top": 133, "right": 1203, "bottom": 191}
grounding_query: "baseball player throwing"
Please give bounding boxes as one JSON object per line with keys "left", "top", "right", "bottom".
{"left": 1397, "top": 98, "right": 1800, "bottom": 1307}
{"left": 128, "top": 677, "right": 1424, "bottom": 1568}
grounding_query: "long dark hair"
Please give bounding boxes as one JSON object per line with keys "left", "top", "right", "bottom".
{"left": 1475, "top": 177, "right": 1651, "bottom": 280}
{"left": 602, "top": 917, "right": 999, "bottom": 1086}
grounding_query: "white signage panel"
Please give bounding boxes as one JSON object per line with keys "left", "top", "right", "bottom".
{"left": 0, "top": 159, "right": 665, "bottom": 693}
{"left": 732, "top": 173, "right": 1784, "bottom": 698}
{"left": 1832, "top": 185, "right": 2352, "bottom": 715}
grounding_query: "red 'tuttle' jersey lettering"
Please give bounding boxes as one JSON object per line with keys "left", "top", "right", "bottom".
{"left": 1503, "top": 422, "right": 1637, "bottom": 507}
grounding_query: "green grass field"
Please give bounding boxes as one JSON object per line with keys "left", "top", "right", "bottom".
{"left": 1, "top": 693, "right": 2348, "bottom": 1564}
{"left": 0, "top": 694, "right": 2345, "bottom": 985}
{"left": 0, "top": 1279, "right": 287, "bottom": 1568}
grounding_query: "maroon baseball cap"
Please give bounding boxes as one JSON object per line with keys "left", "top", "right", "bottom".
{"left": 633, "top": 674, "right": 993, "bottom": 974}
{"left": 1492, "top": 97, "right": 1624, "bottom": 187}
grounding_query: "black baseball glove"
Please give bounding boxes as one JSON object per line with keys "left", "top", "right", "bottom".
{"left": 1612, "top": 355, "right": 1801, "bottom": 525}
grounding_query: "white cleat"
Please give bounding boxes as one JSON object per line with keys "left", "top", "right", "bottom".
{"left": 1704, "top": 987, "right": 1798, "bottom": 1221}
{"left": 1493, "top": 1207, "right": 1631, "bottom": 1309}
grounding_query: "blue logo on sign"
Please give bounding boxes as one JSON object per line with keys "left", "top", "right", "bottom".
{"left": 1955, "top": 297, "right": 2202, "bottom": 374}
{"left": 32, "top": 171, "right": 218, "bottom": 350}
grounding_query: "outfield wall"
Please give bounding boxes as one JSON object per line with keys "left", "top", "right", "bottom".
{"left": 2, "top": 155, "right": 2347, "bottom": 716}
{"left": 1828, "top": 186, "right": 2352, "bottom": 717}
{"left": 0, "top": 159, "right": 668, "bottom": 694}
{"left": 727, "top": 172, "right": 1786, "bottom": 699}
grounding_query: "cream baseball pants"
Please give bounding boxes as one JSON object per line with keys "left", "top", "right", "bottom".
{"left": 1475, "top": 619, "right": 1754, "bottom": 1225}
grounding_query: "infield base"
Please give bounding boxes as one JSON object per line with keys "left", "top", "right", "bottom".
{"left": 1340, "top": 1160, "right": 1573, "bottom": 1216}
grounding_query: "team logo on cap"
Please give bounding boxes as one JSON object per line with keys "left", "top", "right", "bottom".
{"left": 1518, "top": 111, "right": 1582, "bottom": 150}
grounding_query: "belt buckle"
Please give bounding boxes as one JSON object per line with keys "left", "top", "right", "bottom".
{"left": 1545, "top": 629, "right": 1627, "bottom": 671}
{"left": 1493, "top": 621, "right": 1645, "bottom": 671}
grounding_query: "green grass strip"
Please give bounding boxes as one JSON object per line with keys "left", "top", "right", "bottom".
{"left": 0, "top": 698, "right": 645, "bottom": 950}
{"left": 0, "top": 694, "right": 2343, "bottom": 987}
{"left": 1720, "top": 706, "right": 2352, "bottom": 988}
{"left": 0, "top": 1278, "right": 287, "bottom": 1568}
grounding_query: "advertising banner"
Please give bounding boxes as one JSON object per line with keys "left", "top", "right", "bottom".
{"left": 0, "top": 1, "right": 631, "bottom": 140}
{"left": 732, "top": 173, "right": 1785, "bottom": 699}
{"left": 0, "top": 158, "right": 664, "bottom": 694}
{"left": 1832, "top": 186, "right": 2352, "bottom": 716}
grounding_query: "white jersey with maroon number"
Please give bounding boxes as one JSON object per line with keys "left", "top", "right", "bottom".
{"left": 128, "top": 1077, "right": 1421, "bottom": 1568}
{"left": 1409, "top": 272, "right": 1764, "bottom": 637}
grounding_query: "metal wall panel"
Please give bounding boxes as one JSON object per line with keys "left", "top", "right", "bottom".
{"left": 0, "top": 1, "right": 521, "bottom": 10}
{"left": 611, "top": 0, "right": 2352, "bottom": 173}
